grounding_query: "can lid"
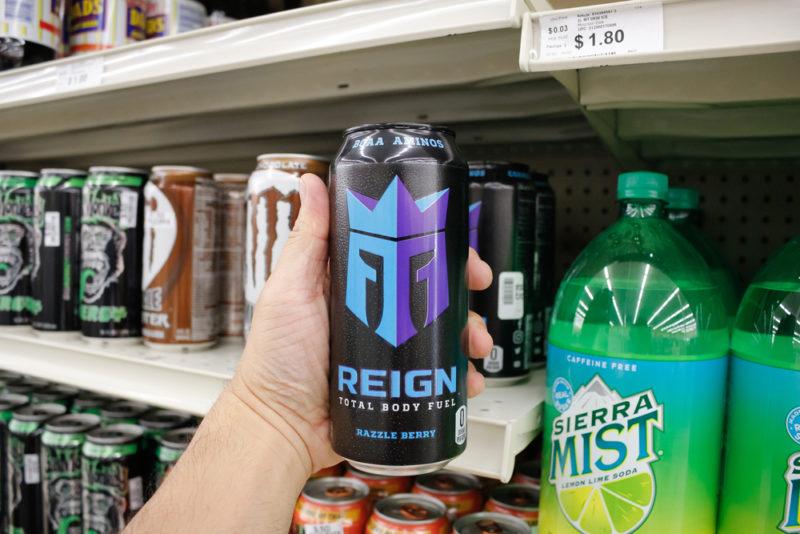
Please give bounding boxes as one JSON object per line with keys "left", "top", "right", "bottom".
{"left": 453, "top": 512, "right": 531, "bottom": 534}
{"left": 87, "top": 423, "right": 144, "bottom": 445}
{"left": 489, "top": 484, "right": 539, "bottom": 510}
{"left": 101, "top": 400, "right": 150, "bottom": 419}
{"left": 32, "top": 384, "right": 80, "bottom": 402}
{"left": 89, "top": 166, "right": 148, "bottom": 175}
{"left": 415, "top": 471, "right": 481, "bottom": 494}
{"left": 0, "top": 170, "right": 38, "bottom": 178}
{"left": 12, "top": 403, "right": 67, "bottom": 422}
{"left": 468, "top": 161, "right": 530, "bottom": 181}
{"left": 0, "top": 393, "right": 28, "bottom": 411}
{"left": 345, "top": 463, "right": 409, "bottom": 481}
{"left": 158, "top": 426, "right": 197, "bottom": 450}
{"left": 45, "top": 413, "right": 101, "bottom": 434}
{"left": 374, "top": 493, "right": 446, "bottom": 524}
{"left": 617, "top": 171, "right": 668, "bottom": 201}
{"left": 303, "top": 477, "right": 370, "bottom": 504}
{"left": 5, "top": 377, "right": 49, "bottom": 394}
{"left": 666, "top": 187, "right": 699, "bottom": 210}
{"left": 40, "top": 168, "right": 87, "bottom": 177}
{"left": 151, "top": 165, "right": 212, "bottom": 175}
{"left": 0, "top": 370, "right": 21, "bottom": 382}
{"left": 213, "top": 173, "right": 249, "bottom": 184}
{"left": 73, "top": 391, "right": 114, "bottom": 408}
{"left": 344, "top": 123, "right": 454, "bottom": 137}
{"left": 255, "top": 153, "right": 330, "bottom": 163}
{"left": 139, "top": 409, "right": 192, "bottom": 430}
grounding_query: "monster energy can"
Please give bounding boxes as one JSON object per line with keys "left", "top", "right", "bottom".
{"left": 330, "top": 123, "right": 469, "bottom": 475}
{"left": 71, "top": 391, "right": 114, "bottom": 416}
{"left": 82, "top": 424, "right": 146, "bottom": 533}
{"left": 100, "top": 401, "right": 149, "bottom": 426}
{"left": 0, "top": 170, "right": 38, "bottom": 327}
{"left": 0, "top": 393, "right": 28, "bottom": 533}
{"left": 31, "top": 384, "right": 80, "bottom": 409}
{"left": 41, "top": 413, "right": 101, "bottom": 533}
{"left": 6, "top": 403, "right": 67, "bottom": 534}
{"left": 153, "top": 426, "right": 196, "bottom": 490}
{"left": 80, "top": 166, "right": 147, "bottom": 343}
{"left": 529, "top": 170, "right": 555, "bottom": 365}
{"left": 138, "top": 410, "right": 192, "bottom": 498}
{"left": 31, "top": 168, "right": 88, "bottom": 336}
{"left": 5, "top": 377, "right": 49, "bottom": 400}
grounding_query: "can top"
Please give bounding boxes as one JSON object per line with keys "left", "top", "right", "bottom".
{"left": 101, "top": 400, "right": 150, "bottom": 419}
{"left": 32, "top": 384, "right": 80, "bottom": 402}
{"left": 73, "top": 391, "right": 113, "bottom": 408}
{"left": 374, "top": 493, "right": 446, "bottom": 524}
{"left": 344, "top": 122, "right": 454, "bottom": 137}
{"left": 87, "top": 423, "right": 144, "bottom": 445}
{"left": 453, "top": 512, "right": 530, "bottom": 534}
{"left": 213, "top": 173, "right": 249, "bottom": 184}
{"left": 89, "top": 165, "right": 148, "bottom": 176}
{"left": 0, "top": 393, "right": 28, "bottom": 412}
{"left": 488, "top": 484, "right": 539, "bottom": 510}
{"left": 40, "top": 168, "right": 87, "bottom": 177}
{"left": 12, "top": 402, "right": 67, "bottom": 422}
{"left": 6, "top": 376, "right": 49, "bottom": 394}
{"left": 139, "top": 409, "right": 192, "bottom": 430}
{"left": 151, "top": 165, "right": 212, "bottom": 175}
{"left": 256, "top": 153, "right": 330, "bottom": 164}
{"left": 302, "top": 477, "right": 370, "bottom": 505}
{"left": 345, "top": 463, "right": 410, "bottom": 481}
{"left": 0, "top": 369, "right": 21, "bottom": 382}
{"left": 45, "top": 413, "right": 101, "bottom": 434}
{"left": 415, "top": 471, "right": 481, "bottom": 494}
{"left": 468, "top": 161, "right": 530, "bottom": 181}
{"left": 159, "top": 426, "right": 197, "bottom": 450}
{"left": 0, "top": 170, "right": 38, "bottom": 178}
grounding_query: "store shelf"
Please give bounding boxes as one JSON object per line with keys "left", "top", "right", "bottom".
{"left": 0, "top": 330, "right": 544, "bottom": 481}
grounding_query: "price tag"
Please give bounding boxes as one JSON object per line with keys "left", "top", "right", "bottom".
{"left": 55, "top": 58, "right": 104, "bottom": 91}
{"left": 538, "top": 2, "right": 663, "bottom": 61}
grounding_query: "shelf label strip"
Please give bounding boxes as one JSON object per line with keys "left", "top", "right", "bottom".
{"left": 55, "top": 58, "right": 105, "bottom": 92}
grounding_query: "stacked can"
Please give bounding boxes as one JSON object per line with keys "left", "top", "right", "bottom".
{"left": 529, "top": 170, "right": 555, "bottom": 364}
{"left": 452, "top": 512, "right": 530, "bottom": 534}
{"left": 344, "top": 464, "right": 413, "bottom": 503}
{"left": 366, "top": 493, "right": 449, "bottom": 533}
{"left": 0, "top": 0, "right": 63, "bottom": 69}
{"left": 244, "top": 154, "right": 329, "bottom": 336}
{"left": 31, "top": 168, "right": 87, "bottom": 335}
{"left": 4, "top": 376, "right": 48, "bottom": 399}
{"left": 138, "top": 409, "right": 192, "bottom": 497}
{"left": 153, "top": 426, "right": 196, "bottom": 490}
{"left": 292, "top": 477, "right": 371, "bottom": 533}
{"left": 72, "top": 391, "right": 114, "bottom": 415}
{"left": 412, "top": 471, "right": 483, "bottom": 518}
{"left": 101, "top": 400, "right": 149, "bottom": 425}
{"left": 142, "top": 166, "right": 219, "bottom": 350}
{"left": 484, "top": 484, "right": 539, "bottom": 526}
{"left": 80, "top": 166, "right": 147, "bottom": 343}
{"left": 67, "top": 0, "right": 147, "bottom": 55}
{"left": 0, "top": 393, "right": 28, "bottom": 533}
{"left": 145, "top": 0, "right": 207, "bottom": 38}
{"left": 30, "top": 383, "right": 80, "bottom": 408}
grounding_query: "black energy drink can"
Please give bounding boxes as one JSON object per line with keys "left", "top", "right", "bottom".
{"left": 31, "top": 384, "right": 80, "bottom": 409}
{"left": 138, "top": 410, "right": 191, "bottom": 498}
{"left": 80, "top": 166, "right": 147, "bottom": 342}
{"left": 6, "top": 403, "right": 67, "bottom": 534}
{"left": 529, "top": 171, "right": 555, "bottom": 365}
{"left": 153, "top": 426, "right": 196, "bottom": 490}
{"left": 71, "top": 391, "right": 114, "bottom": 416}
{"left": 100, "top": 401, "right": 149, "bottom": 426}
{"left": 0, "top": 170, "right": 38, "bottom": 326}
{"left": 82, "top": 424, "right": 146, "bottom": 533}
{"left": 41, "top": 413, "right": 101, "bottom": 534}
{"left": 330, "top": 123, "right": 469, "bottom": 476}
{"left": 0, "top": 393, "right": 28, "bottom": 533}
{"left": 468, "top": 162, "right": 534, "bottom": 385}
{"left": 31, "top": 168, "right": 87, "bottom": 334}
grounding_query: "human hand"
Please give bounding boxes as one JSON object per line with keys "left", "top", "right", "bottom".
{"left": 229, "top": 173, "right": 494, "bottom": 477}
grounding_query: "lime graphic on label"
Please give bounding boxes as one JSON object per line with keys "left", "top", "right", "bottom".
{"left": 550, "top": 376, "right": 663, "bottom": 534}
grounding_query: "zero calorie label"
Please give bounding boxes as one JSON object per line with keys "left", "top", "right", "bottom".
{"left": 538, "top": 2, "right": 663, "bottom": 62}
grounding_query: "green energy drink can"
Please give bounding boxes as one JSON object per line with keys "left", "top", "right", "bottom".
{"left": 101, "top": 401, "right": 149, "bottom": 425}
{"left": 7, "top": 403, "right": 67, "bottom": 534}
{"left": 41, "top": 413, "right": 101, "bottom": 534}
{"left": 31, "top": 384, "right": 80, "bottom": 409}
{"left": 154, "top": 426, "right": 196, "bottom": 490}
{"left": 0, "top": 393, "right": 28, "bottom": 533}
{"left": 82, "top": 424, "right": 146, "bottom": 533}
{"left": 5, "top": 377, "right": 49, "bottom": 400}
{"left": 71, "top": 391, "right": 114, "bottom": 416}
{"left": 80, "top": 166, "right": 147, "bottom": 343}
{"left": 0, "top": 170, "right": 38, "bottom": 326}
{"left": 138, "top": 410, "right": 191, "bottom": 498}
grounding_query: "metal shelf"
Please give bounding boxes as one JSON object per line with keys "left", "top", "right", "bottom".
{"left": 0, "top": 330, "right": 544, "bottom": 482}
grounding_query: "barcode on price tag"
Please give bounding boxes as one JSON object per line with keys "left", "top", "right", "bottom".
{"left": 55, "top": 58, "right": 104, "bottom": 91}
{"left": 305, "top": 524, "right": 344, "bottom": 534}
{"left": 44, "top": 211, "right": 61, "bottom": 247}
{"left": 498, "top": 272, "right": 524, "bottom": 320}
{"left": 119, "top": 191, "right": 139, "bottom": 229}
{"left": 538, "top": 2, "right": 663, "bottom": 61}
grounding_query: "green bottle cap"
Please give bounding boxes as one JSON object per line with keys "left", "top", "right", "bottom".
{"left": 666, "top": 187, "right": 699, "bottom": 210}
{"left": 617, "top": 171, "right": 669, "bottom": 201}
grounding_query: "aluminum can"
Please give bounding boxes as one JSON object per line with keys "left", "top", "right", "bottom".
{"left": 329, "top": 123, "right": 469, "bottom": 475}
{"left": 31, "top": 168, "right": 87, "bottom": 334}
{"left": 4, "top": 377, "right": 49, "bottom": 399}
{"left": 100, "top": 400, "right": 149, "bottom": 425}
{"left": 7, "top": 403, "right": 67, "bottom": 533}
{"left": 345, "top": 464, "right": 413, "bottom": 503}
{"left": 153, "top": 426, "right": 195, "bottom": 490}
{"left": 293, "top": 476, "right": 370, "bottom": 534}
{"left": 244, "top": 153, "right": 329, "bottom": 335}
{"left": 138, "top": 409, "right": 191, "bottom": 497}
{"left": 0, "top": 393, "right": 28, "bottom": 533}
{"left": 366, "top": 493, "right": 449, "bottom": 534}
{"left": 452, "top": 512, "right": 530, "bottom": 534}
{"left": 213, "top": 173, "right": 248, "bottom": 337}
{"left": 412, "top": 471, "right": 483, "bottom": 518}
{"left": 71, "top": 391, "right": 115, "bottom": 415}
{"left": 142, "top": 166, "right": 219, "bottom": 350}
{"left": 67, "top": 0, "right": 146, "bottom": 55}
{"left": 0, "top": 0, "right": 62, "bottom": 70}
{"left": 484, "top": 484, "right": 538, "bottom": 526}
{"left": 310, "top": 463, "right": 344, "bottom": 479}
{"left": 510, "top": 458, "right": 540, "bottom": 487}
{"left": 0, "top": 170, "right": 38, "bottom": 326}
{"left": 529, "top": 171, "right": 555, "bottom": 365}
{"left": 468, "top": 162, "right": 534, "bottom": 384}
{"left": 145, "top": 0, "right": 206, "bottom": 38}
{"left": 31, "top": 384, "right": 80, "bottom": 409}
{"left": 41, "top": 413, "right": 101, "bottom": 533}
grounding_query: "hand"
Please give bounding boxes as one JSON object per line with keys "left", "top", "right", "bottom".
{"left": 230, "top": 173, "right": 494, "bottom": 477}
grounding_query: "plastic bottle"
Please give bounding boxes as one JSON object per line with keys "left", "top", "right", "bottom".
{"left": 539, "top": 171, "right": 729, "bottom": 534}
{"left": 718, "top": 235, "right": 800, "bottom": 533}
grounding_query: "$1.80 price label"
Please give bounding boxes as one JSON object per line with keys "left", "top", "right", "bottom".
{"left": 537, "top": 2, "right": 664, "bottom": 62}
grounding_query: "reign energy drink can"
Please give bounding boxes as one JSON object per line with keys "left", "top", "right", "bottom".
{"left": 213, "top": 173, "right": 248, "bottom": 338}
{"left": 31, "top": 168, "right": 87, "bottom": 335}
{"left": 82, "top": 424, "right": 146, "bottom": 533}
{"left": 153, "top": 426, "right": 195, "bottom": 490}
{"left": 329, "top": 123, "right": 469, "bottom": 476}
{"left": 80, "top": 166, "right": 147, "bottom": 343}
{"left": 41, "top": 413, "right": 101, "bottom": 534}
{"left": 244, "top": 154, "right": 329, "bottom": 336}
{"left": 468, "top": 162, "right": 534, "bottom": 385}
{"left": 0, "top": 393, "right": 28, "bottom": 533}
{"left": 530, "top": 171, "right": 555, "bottom": 365}
{"left": 0, "top": 170, "right": 38, "bottom": 326}
{"left": 7, "top": 403, "right": 67, "bottom": 534}
{"left": 142, "top": 166, "right": 219, "bottom": 350}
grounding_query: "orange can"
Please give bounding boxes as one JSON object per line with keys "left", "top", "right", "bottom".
{"left": 311, "top": 463, "right": 344, "bottom": 479}
{"left": 451, "top": 512, "right": 530, "bottom": 533}
{"left": 292, "top": 477, "right": 370, "bottom": 534}
{"left": 510, "top": 459, "right": 540, "bottom": 487}
{"left": 484, "top": 484, "right": 539, "bottom": 526}
{"left": 345, "top": 464, "right": 413, "bottom": 502}
{"left": 366, "top": 494, "right": 450, "bottom": 533}
{"left": 412, "top": 471, "right": 483, "bottom": 519}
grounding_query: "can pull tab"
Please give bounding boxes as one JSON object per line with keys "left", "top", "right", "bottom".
{"left": 399, "top": 503, "right": 429, "bottom": 520}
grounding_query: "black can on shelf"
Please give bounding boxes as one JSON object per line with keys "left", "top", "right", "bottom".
{"left": 41, "top": 413, "right": 101, "bottom": 534}
{"left": 329, "top": 123, "right": 469, "bottom": 476}
{"left": 80, "top": 166, "right": 147, "bottom": 342}
{"left": 31, "top": 384, "right": 80, "bottom": 409}
{"left": 0, "top": 0, "right": 62, "bottom": 70}
{"left": 138, "top": 409, "right": 192, "bottom": 498}
{"left": 0, "top": 393, "right": 28, "bottom": 533}
{"left": 31, "top": 168, "right": 88, "bottom": 334}
{"left": 154, "top": 426, "right": 196, "bottom": 490}
{"left": 530, "top": 170, "right": 555, "bottom": 365}
{"left": 101, "top": 401, "right": 150, "bottom": 426}
{"left": 6, "top": 403, "right": 67, "bottom": 534}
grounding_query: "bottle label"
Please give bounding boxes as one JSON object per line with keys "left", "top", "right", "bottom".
{"left": 718, "top": 356, "right": 800, "bottom": 534}
{"left": 540, "top": 344, "right": 726, "bottom": 534}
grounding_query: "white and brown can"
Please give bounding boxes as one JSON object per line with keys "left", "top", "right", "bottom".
{"left": 243, "top": 153, "right": 329, "bottom": 336}
{"left": 142, "top": 165, "right": 219, "bottom": 350}
{"left": 213, "top": 173, "right": 248, "bottom": 338}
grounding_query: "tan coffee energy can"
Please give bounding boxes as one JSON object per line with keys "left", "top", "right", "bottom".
{"left": 243, "top": 154, "right": 329, "bottom": 336}
{"left": 142, "top": 166, "right": 219, "bottom": 350}
{"left": 213, "top": 173, "right": 248, "bottom": 338}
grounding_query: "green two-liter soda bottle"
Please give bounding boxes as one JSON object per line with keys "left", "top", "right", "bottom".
{"left": 718, "top": 235, "right": 800, "bottom": 533}
{"left": 666, "top": 187, "right": 741, "bottom": 321}
{"left": 539, "top": 172, "right": 729, "bottom": 533}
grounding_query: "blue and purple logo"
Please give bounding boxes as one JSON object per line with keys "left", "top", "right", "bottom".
{"left": 345, "top": 176, "right": 449, "bottom": 347}
{"left": 468, "top": 201, "right": 481, "bottom": 252}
